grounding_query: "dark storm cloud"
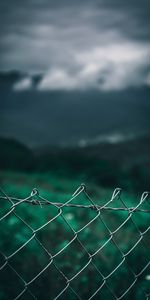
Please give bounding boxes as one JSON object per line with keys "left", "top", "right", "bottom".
{"left": 0, "top": 0, "right": 150, "bottom": 90}
{"left": 1, "top": 0, "right": 150, "bottom": 39}
{"left": 100, "top": 0, "right": 150, "bottom": 41}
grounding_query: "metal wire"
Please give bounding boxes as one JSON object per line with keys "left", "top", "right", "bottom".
{"left": 0, "top": 184, "right": 149, "bottom": 300}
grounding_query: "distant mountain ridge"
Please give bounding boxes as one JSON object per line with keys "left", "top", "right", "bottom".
{"left": 0, "top": 137, "right": 34, "bottom": 171}
{"left": 0, "top": 70, "right": 22, "bottom": 90}
{"left": 0, "top": 70, "right": 150, "bottom": 148}
{"left": 1, "top": 134, "right": 150, "bottom": 167}
{"left": 0, "top": 70, "right": 43, "bottom": 90}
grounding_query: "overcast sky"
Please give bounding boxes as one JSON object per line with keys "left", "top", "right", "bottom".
{"left": 0, "top": 0, "right": 150, "bottom": 91}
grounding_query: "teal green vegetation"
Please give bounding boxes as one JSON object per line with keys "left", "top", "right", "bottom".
{"left": 0, "top": 171, "right": 149, "bottom": 299}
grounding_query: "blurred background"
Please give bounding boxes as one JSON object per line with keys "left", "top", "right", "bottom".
{"left": 0, "top": 0, "right": 150, "bottom": 299}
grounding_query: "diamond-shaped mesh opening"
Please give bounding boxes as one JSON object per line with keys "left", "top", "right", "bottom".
{"left": 0, "top": 185, "right": 149, "bottom": 300}
{"left": 70, "top": 264, "right": 104, "bottom": 299}
{"left": 0, "top": 263, "right": 25, "bottom": 300}
{"left": 0, "top": 213, "right": 33, "bottom": 257}
{"left": 9, "top": 238, "right": 51, "bottom": 282}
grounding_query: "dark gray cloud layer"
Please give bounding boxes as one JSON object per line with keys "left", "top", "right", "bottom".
{"left": 0, "top": 0, "right": 150, "bottom": 90}
{"left": 0, "top": 1, "right": 150, "bottom": 146}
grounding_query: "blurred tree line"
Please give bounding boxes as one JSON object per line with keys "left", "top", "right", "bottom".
{"left": 0, "top": 136, "right": 150, "bottom": 192}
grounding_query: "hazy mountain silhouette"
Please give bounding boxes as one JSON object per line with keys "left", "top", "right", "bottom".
{"left": 0, "top": 135, "right": 150, "bottom": 191}
{"left": 0, "top": 71, "right": 150, "bottom": 147}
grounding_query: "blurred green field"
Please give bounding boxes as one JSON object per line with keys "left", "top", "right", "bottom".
{"left": 0, "top": 171, "right": 149, "bottom": 299}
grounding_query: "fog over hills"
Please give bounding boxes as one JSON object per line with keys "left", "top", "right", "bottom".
{"left": 0, "top": 71, "right": 150, "bottom": 148}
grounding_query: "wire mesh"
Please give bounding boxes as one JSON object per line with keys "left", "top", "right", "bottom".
{"left": 0, "top": 184, "right": 149, "bottom": 300}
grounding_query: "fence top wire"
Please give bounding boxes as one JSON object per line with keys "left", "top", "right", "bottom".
{"left": 0, "top": 184, "right": 150, "bottom": 300}
{"left": 0, "top": 184, "right": 150, "bottom": 213}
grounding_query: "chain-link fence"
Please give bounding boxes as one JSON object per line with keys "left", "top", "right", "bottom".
{"left": 0, "top": 185, "right": 150, "bottom": 300}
